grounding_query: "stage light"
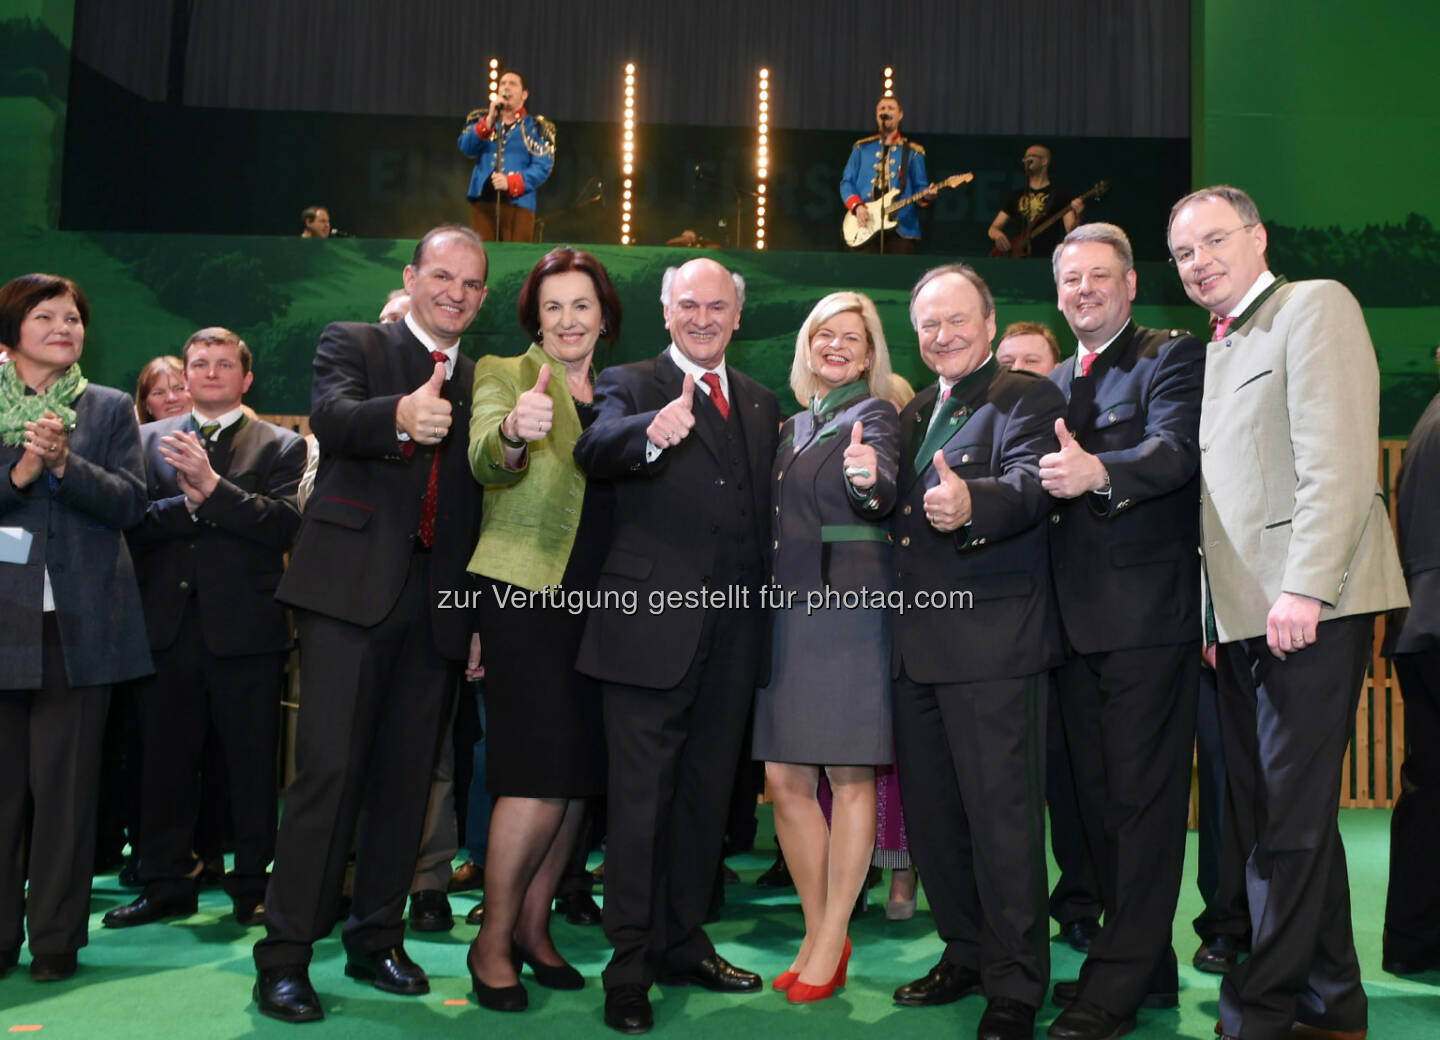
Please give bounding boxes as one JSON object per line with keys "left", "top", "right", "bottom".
{"left": 621, "top": 63, "right": 637, "bottom": 244}
{"left": 489, "top": 59, "right": 500, "bottom": 106}
{"left": 755, "top": 67, "right": 770, "bottom": 250}
{"left": 883, "top": 65, "right": 894, "bottom": 97}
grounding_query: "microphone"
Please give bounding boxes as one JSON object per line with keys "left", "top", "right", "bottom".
{"left": 330, "top": 228, "right": 354, "bottom": 238}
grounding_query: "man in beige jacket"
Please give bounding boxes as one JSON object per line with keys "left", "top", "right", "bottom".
{"left": 1168, "top": 185, "right": 1407, "bottom": 1040}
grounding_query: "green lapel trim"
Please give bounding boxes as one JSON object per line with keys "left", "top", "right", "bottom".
{"left": 1230, "top": 275, "right": 1288, "bottom": 335}
{"left": 812, "top": 380, "right": 869, "bottom": 417}
{"left": 913, "top": 360, "right": 992, "bottom": 471}
{"left": 820, "top": 524, "right": 893, "bottom": 545}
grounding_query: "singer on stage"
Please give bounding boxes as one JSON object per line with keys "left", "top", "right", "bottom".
{"left": 839, "top": 96, "right": 936, "bottom": 254}
{"left": 459, "top": 70, "right": 555, "bottom": 243}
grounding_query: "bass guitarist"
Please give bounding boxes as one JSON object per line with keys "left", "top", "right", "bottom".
{"left": 987, "top": 144, "right": 1086, "bottom": 258}
{"left": 840, "top": 96, "right": 938, "bottom": 254}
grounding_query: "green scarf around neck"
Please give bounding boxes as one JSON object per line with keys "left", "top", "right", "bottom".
{"left": 0, "top": 361, "right": 88, "bottom": 445}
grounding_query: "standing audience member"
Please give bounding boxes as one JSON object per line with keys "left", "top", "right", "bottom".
{"left": 0, "top": 273, "right": 151, "bottom": 982}
{"left": 574, "top": 258, "right": 779, "bottom": 1035}
{"left": 1169, "top": 185, "right": 1408, "bottom": 1040}
{"left": 1042, "top": 223, "right": 1205, "bottom": 1040}
{"left": 889, "top": 264, "right": 1065, "bottom": 1040}
{"left": 106, "top": 328, "right": 304, "bottom": 930}
{"left": 463, "top": 247, "right": 618, "bottom": 1011}
{"left": 251, "top": 226, "right": 486, "bottom": 1023}
{"left": 1382, "top": 344, "right": 1440, "bottom": 976}
{"left": 755, "top": 291, "right": 899, "bottom": 1002}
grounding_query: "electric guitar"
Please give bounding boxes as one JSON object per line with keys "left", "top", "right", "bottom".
{"left": 991, "top": 179, "right": 1110, "bottom": 258}
{"left": 843, "top": 172, "right": 974, "bottom": 247}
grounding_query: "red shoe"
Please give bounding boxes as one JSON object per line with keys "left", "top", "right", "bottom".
{"left": 786, "top": 938, "right": 851, "bottom": 1004}
{"left": 772, "top": 969, "right": 798, "bottom": 992}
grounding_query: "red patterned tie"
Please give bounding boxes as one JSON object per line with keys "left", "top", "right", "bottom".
{"left": 417, "top": 350, "right": 448, "bottom": 548}
{"left": 701, "top": 372, "right": 730, "bottom": 421}
{"left": 1212, "top": 315, "right": 1235, "bottom": 341}
{"left": 1079, "top": 352, "right": 1097, "bottom": 377}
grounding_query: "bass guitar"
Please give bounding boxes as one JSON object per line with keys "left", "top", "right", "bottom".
{"left": 991, "top": 179, "right": 1110, "bottom": 258}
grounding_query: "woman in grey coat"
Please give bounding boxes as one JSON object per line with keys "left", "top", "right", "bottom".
{"left": 754, "top": 291, "right": 899, "bottom": 1002}
{"left": 0, "top": 273, "right": 151, "bottom": 982}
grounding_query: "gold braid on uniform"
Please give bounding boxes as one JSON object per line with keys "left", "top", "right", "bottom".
{"left": 522, "top": 115, "right": 556, "bottom": 158}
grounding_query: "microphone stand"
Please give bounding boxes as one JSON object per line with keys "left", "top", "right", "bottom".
{"left": 694, "top": 166, "right": 761, "bottom": 249}
{"left": 534, "top": 178, "right": 604, "bottom": 242}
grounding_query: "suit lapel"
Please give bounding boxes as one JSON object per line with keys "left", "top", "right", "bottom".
{"left": 902, "top": 386, "right": 938, "bottom": 490}
{"left": 1065, "top": 321, "right": 1134, "bottom": 432}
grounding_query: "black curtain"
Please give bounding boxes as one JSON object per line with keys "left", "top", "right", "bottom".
{"left": 73, "top": 0, "right": 1189, "bottom": 137}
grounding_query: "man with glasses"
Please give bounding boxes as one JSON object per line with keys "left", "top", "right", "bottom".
{"left": 1168, "top": 185, "right": 1407, "bottom": 1040}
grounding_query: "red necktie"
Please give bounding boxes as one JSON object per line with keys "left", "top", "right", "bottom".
{"left": 417, "top": 350, "right": 447, "bottom": 548}
{"left": 702, "top": 372, "right": 730, "bottom": 421}
{"left": 1212, "top": 315, "right": 1235, "bottom": 341}
{"left": 1079, "top": 352, "right": 1097, "bottom": 377}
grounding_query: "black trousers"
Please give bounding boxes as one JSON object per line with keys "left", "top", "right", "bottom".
{"left": 254, "top": 554, "right": 457, "bottom": 970}
{"left": 1215, "top": 614, "right": 1374, "bottom": 1040}
{"left": 134, "top": 602, "right": 284, "bottom": 902}
{"left": 892, "top": 669, "right": 1048, "bottom": 1008}
{"left": 1194, "top": 662, "right": 1251, "bottom": 943}
{"left": 1384, "top": 649, "right": 1440, "bottom": 960}
{"left": 1057, "top": 642, "right": 1196, "bottom": 1015}
{"left": 0, "top": 614, "right": 110, "bottom": 956}
{"left": 1045, "top": 671, "right": 1102, "bottom": 928}
{"left": 600, "top": 605, "right": 758, "bottom": 990}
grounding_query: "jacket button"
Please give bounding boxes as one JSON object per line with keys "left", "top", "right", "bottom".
{"left": 772, "top": 539, "right": 779, "bottom": 549}
{"left": 900, "top": 536, "right": 910, "bottom": 547}
{"left": 902, "top": 504, "right": 912, "bottom": 516}
{"left": 179, "top": 580, "right": 190, "bottom": 590}
{"left": 715, "top": 478, "right": 726, "bottom": 486}
{"left": 1050, "top": 513, "right": 1060, "bottom": 524}
{"left": 774, "top": 506, "right": 779, "bottom": 515}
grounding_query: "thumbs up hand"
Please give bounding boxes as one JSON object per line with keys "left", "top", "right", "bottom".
{"left": 646, "top": 373, "right": 697, "bottom": 451}
{"left": 1039, "top": 417, "right": 1108, "bottom": 498}
{"left": 503, "top": 365, "right": 556, "bottom": 444}
{"left": 842, "top": 420, "right": 879, "bottom": 491}
{"left": 396, "top": 360, "right": 454, "bottom": 444}
{"left": 922, "top": 449, "right": 972, "bottom": 531}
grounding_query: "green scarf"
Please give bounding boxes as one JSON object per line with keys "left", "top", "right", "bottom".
{"left": 0, "top": 361, "right": 88, "bottom": 445}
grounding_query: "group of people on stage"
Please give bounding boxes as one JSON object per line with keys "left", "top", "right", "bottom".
{"left": 1, "top": 177, "right": 1434, "bottom": 1040}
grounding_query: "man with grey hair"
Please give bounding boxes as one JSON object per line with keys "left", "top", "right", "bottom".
{"left": 888, "top": 263, "right": 1065, "bottom": 1040}
{"left": 574, "top": 257, "right": 779, "bottom": 1034}
{"left": 1041, "top": 222, "right": 1206, "bottom": 1040}
{"left": 1169, "top": 185, "right": 1407, "bottom": 1040}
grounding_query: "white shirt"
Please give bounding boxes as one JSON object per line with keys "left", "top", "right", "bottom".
{"left": 927, "top": 356, "right": 992, "bottom": 434}
{"left": 1226, "top": 270, "right": 1277, "bottom": 321}
{"left": 190, "top": 405, "right": 245, "bottom": 440}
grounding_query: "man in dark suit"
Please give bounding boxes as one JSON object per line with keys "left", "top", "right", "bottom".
{"left": 888, "top": 263, "right": 1065, "bottom": 1040}
{"left": 107, "top": 328, "right": 305, "bottom": 931}
{"left": 1382, "top": 347, "right": 1440, "bottom": 976}
{"left": 572, "top": 258, "right": 779, "bottom": 1035}
{"left": 1039, "top": 224, "right": 1205, "bottom": 1040}
{"left": 251, "top": 226, "right": 486, "bottom": 1023}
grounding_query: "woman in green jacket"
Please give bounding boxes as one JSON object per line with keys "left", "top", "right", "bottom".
{"left": 464, "top": 247, "right": 619, "bottom": 1012}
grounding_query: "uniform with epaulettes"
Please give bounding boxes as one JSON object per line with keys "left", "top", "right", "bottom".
{"left": 840, "top": 133, "right": 929, "bottom": 241}
{"left": 458, "top": 108, "right": 555, "bottom": 213}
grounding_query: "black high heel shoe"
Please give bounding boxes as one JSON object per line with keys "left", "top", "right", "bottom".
{"left": 468, "top": 946, "right": 528, "bottom": 1012}
{"left": 513, "top": 941, "right": 585, "bottom": 990}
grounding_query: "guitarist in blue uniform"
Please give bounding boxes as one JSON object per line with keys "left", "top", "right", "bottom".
{"left": 840, "top": 96, "right": 937, "bottom": 254}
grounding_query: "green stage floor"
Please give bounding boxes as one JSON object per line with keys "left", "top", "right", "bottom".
{"left": 4, "top": 809, "right": 1438, "bottom": 1037}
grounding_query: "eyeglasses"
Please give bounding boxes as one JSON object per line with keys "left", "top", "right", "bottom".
{"left": 1169, "top": 224, "right": 1257, "bottom": 267}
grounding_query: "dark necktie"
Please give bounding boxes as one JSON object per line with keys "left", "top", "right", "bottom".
{"left": 1079, "top": 352, "right": 1097, "bottom": 377}
{"left": 417, "top": 350, "right": 448, "bottom": 548}
{"left": 702, "top": 372, "right": 730, "bottom": 421}
{"left": 199, "top": 420, "right": 221, "bottom": 440}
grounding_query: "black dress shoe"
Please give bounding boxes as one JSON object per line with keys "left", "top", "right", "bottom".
{"left": 29, "top": 952, "right": 77, "bottom": 983}
{"left": 721, "top": 864, "right": 741, "bottom": 884}
{"left": 102, "top": 889, "right": 198, "bottom": 928}
{"left": 604, "top": 984, "right": 654, "bottom": 1034}
{"left": 1194, "top": 935, "right": 1244, "bottom": 975}
{"left": 1048, "top": 999, "right": 1136, "bottom": 1040}
{"left": 894, "top": 959, "right": 983, "bottom": 1007}
{"left": 448, "top": 860, "right": 484, "bottom": 892}
{"left": 466, "top": 902, "right": 485, "bottom": 926}
{"left": 254, "top": 966, "right": 323, "bottom": 1023}
{"left": 1052, "top": 979, "right": 1177, "bottom": 1010}
{"left": 344, "top": 946, "right": 429, "bottom": 995}
{"left": 514, "top": 941, "right": 585, "bottom": 990}
{"left": 979, "top": 996, "right": 1037, "bottom": 1040}
{"left": 755, "top": 852, "right": 792, "bottom": 888}
{"left": 555, "top": 890, "right": 603, "bottom": 926}
{"left": 657, "top": 954, "right": 760, "bottom": 992}
{"left": 1057, "top": 916, "right": 1100, "bottom": 951}
{"left": 408, "top": 889, "right": 454, "bottom": 932}
{"left": 234, "top": 899, "right": 266, "bottom": 927}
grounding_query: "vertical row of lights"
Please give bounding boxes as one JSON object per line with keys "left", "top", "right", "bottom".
{"left": 755, "top": 68, "right": 769, "bottom": 251}
{"left": 489, "top": 58, "right": 500, "bottom": 108}
{"left": 883, "top": 65, "right": 894, "bottom": 97}
{"left": 621, "top": 63, "right": 636, "bottom": 245}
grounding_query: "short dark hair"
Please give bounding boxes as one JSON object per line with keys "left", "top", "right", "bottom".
{"left": 516, "top": 247, "right": 622, "bottom": 346}
{"left": 0, "top": 273, "right": 91, "bottom": 350}
{"left": 302, "top": 205, "right": 327, "bottom": 226}
{"left": 909, "top": 263, "right": 995, "bottom": 324}
{"left": 998, "top": 321, "right": 1061, "bottom": 363}
{"left": 499, "top": 69, "right": 527, "bottom": 92}
{"left": 182, "top": 326, "right": 253, "bottom": 374}
{"left": 411, "top": 224, "right": 488, "bottom": 282}
{"left": 135, "top": 355, "right": 186, "bottom": 422}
